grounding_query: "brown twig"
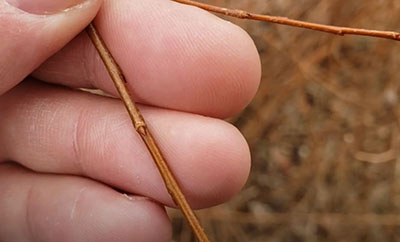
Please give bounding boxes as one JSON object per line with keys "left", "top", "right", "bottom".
{"left": 173, "top": 0, "right": 400, "bottom": 41}
{"left": 85, "top": 23, "right": 210, "bottom": 242}
{"left": 171, "top": 209, "right": 400, "bottom": 226}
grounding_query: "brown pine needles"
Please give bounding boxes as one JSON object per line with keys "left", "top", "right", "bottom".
{"left": 85, "top": 24, "right": 210, "bottom": 242}
{"left": 173, "top": 0, "right": 400, "bottom": 41}
{"left": 85, "top": 1, "right": 400, "bottom": 241}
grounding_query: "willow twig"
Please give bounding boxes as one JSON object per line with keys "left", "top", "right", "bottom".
{"left": 173, "top": 0, "right": 400, "bottom": 41}
{"left": 85, "top": 23, "right": 210, "bottom": 242}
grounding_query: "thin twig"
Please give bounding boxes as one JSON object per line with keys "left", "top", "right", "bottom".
{"left": 173, "top": 0, "right": 400, "bottom": 41}
{"left": 171, "top": 209, "right": 400, "bottom": 226}
{"left": 354, "top": 149, "right": 396, "bottom": 164}
{"left": 85, "top": 23, "right": 210, "bottom": 242}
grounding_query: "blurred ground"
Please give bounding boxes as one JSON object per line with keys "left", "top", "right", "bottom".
{"left": 169, "top": 0, "right": 400, "bottom": 241}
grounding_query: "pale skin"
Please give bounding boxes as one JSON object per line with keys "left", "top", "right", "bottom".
{"left": 0, "top": 0, "right": 261, "bottom": 241}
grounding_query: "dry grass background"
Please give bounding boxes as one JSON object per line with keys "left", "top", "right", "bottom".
{"left": 169, "top": 0, "right": 400, "bottom": 241}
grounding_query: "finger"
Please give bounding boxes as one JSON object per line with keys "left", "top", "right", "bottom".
{"left": 33, "top": 0, "right": 261, "bottom": 118}
{"left": 0, "top": 0, "right": 102, "bottom": 95}
{"left": 0, "top": 80, "right": 251, "bottom": 209}
{"left": 0, "top": 163, "right": 171, "bottom": 242}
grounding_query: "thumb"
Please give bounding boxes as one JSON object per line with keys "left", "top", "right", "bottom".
{"left": 0, "top": 0, "right": 102, "bottom": 95}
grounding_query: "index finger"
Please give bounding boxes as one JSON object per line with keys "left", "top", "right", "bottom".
{"left": 33, "top": 0, "right": 261, "bottom": 118}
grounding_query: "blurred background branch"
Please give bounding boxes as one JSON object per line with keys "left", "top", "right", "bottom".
{"left": 174, "top": 0, "right": 400, "bottom": 41}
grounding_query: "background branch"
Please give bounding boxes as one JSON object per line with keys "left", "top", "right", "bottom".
{"left": 173, "top": 0, "right": 400, "bottom": 41}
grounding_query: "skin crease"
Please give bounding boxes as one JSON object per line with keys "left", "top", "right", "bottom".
{"left": 0, "top": 0, "right": 261, "bottom": 241}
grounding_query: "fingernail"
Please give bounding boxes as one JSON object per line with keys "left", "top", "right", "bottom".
{"left": 5, "top": 0, "right": 87, "bottom": 15}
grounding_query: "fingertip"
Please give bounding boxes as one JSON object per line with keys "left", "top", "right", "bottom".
{"left": 198, "top": 18, "right": 262, "bottom": 118}
{"left": 181, "top": 119, "right": 251, "bottom": 208}
{"left": 144, "top": 108, "right": 251, "bottom": 208}
{"left": 171, "top": 0, "right": 261, "bottom": 118}
{"left": 209, "top": 122, "right": 251, "bottom": 203}
{"left": 156, "top": 1, "right": 262, "bottom": 118}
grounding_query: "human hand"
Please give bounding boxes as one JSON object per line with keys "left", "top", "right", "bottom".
{"left": 0, "top": 0, "right": 261, "bottom": 241}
